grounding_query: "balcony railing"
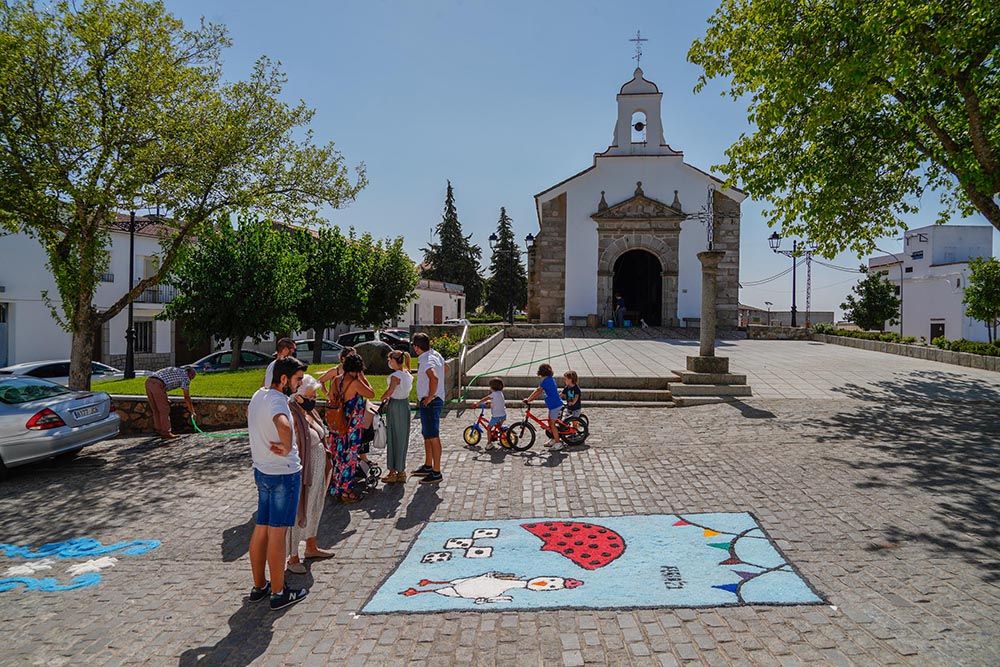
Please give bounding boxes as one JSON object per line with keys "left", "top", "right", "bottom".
{"left": 99, "top": 272, "right": 115, "bottom": 283}
{"left": 134, "top": 284, "right": 178, "bottom": 303}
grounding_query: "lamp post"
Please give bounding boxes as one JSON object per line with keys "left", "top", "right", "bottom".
{"left": 768, "top": 232, "right": 817, "bottom": 327}
{"left": 875, "top": 247, "right": 904, "bottom": 337}
{"left": 764, "top": 301, "right": 772, "bottom": 326}
{"left": 111, "top": 210, "right": 155, "bottom": 379}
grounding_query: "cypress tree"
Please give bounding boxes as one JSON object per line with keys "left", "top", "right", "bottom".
{"left": 422, "top": 181, "right": 484, "bottom": 310}
{"left": 485, "top": 207, "right": 527, "bottom": 320}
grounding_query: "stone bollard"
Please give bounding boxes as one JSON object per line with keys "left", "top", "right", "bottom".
{"left": 687, "top": 250, "right": 730, "bottom": 375}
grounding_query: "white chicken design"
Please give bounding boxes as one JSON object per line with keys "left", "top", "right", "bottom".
{"left": 400, "top": 571, "right": 584, "bottom": 604}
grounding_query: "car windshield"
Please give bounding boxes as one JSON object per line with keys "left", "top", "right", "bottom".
{"left": 0, "top": 377, "right": 72, "bottom": 404}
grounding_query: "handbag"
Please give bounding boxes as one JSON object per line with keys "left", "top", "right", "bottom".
{"left": 325, "top": 376, "right": 349, "bottom": 436}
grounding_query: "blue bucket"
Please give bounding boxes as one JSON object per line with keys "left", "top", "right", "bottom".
{"left": 607, "top": 320, "right": 614, "bottom": 328}
{"left": 624, "top": 320, "right": 632, "bottom": 328}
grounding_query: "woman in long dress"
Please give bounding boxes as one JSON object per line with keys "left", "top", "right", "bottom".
{"left": 379, "top": 350, "right": 413, "bottom": 483}
{"left": 286, "top": 374, "right": 334, "bottom": 573}
{"left": 330, "top": 353, "right": 374, "bottom": 503}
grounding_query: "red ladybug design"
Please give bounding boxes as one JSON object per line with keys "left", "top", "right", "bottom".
{"left": 521, "top": 521, "right": 626, "bottom": 570}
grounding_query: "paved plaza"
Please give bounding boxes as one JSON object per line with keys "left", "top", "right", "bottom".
{"left": 468, "top": 338, "right": 1000, "bottom": 399}
{"left": 1, "top": 341, "right": 998, "bottom": 665}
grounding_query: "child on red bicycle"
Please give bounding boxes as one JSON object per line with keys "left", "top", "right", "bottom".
{"left": 475, "top": 377, "right": 507, "bottom": 450}
{"left": 522, "top": 363, "right": 564, "bottom": 450}
{"left": 562, "top": 370, "right": 583, "bottom": 419}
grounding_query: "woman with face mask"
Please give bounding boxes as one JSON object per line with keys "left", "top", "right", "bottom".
{"left": 286, "top": 374, "right": 334, "bottom": 573}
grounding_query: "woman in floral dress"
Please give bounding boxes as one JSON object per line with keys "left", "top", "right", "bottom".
{"left": 329, "top": 353, "right": 374, "bottom": 503}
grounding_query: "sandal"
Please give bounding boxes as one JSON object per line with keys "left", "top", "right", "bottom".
{"left": 381, "top": 472, "right": 398, "bottom": 484}
{"left": 304, "top": 547, "right": 335, "bottom": 559}
{"left": 339, "top": 491, "right": 362, "bottom": 504}
{"left": 286, "top": 561, "right": 307, "bottom": 574}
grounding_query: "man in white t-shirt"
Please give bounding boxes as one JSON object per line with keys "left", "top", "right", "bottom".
{"left": 247, "top": 355, "right": 309, "bottom": 610}
{"left": 263, "top": 338, "right": 297, "bottom": 388}
{"left": 410, "top": 332, "right": 446, "bottom": 485}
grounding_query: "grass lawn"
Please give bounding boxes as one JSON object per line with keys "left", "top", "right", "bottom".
{"left": 95, "top": 364, "right": 417, "bottom": 400}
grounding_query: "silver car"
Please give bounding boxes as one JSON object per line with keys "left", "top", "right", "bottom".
{"left": 0, "top": 376, "right": 120, "bottom": 480}
{"left": 0, "top": 360, "right": 151, "bottom": 386}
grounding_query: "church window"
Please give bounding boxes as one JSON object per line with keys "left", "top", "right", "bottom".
{"left": 631, "top": 111, "right": 647, "bottom": 143}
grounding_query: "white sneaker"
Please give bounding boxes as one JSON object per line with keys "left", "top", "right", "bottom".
{"left": 543, "top": 439, "right": 554, "bottom": 448}
{"left": 550, "top": 441, "right": 564, "bottom": 451}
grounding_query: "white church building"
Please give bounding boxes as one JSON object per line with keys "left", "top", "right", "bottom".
{"left": 527, "top": 67, "right": 744, "bottom": 327}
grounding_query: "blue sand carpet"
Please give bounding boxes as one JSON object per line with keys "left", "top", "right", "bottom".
{"left": 361, "top": 513, "right": 824, "bottom": 614}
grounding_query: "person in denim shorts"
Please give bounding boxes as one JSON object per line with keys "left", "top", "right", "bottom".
{"left": 247, "top": 356, "right": 309, "bottom": 610}
{"left": 410, "top": 333, "right": 445, "bottom": 485}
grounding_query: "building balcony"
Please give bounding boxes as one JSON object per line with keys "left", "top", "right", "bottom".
{"left": 134, "top": 284, "right": 177, "bottom": 303}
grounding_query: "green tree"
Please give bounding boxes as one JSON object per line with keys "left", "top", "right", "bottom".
{"left": 840, "top": 268, "right": 902, "bottom": 332}
{"left": 689, "top": 0, "right": 1000, "bottom": 256}
{"left": 963, "top": 256, "right": 1000, "bottom": 342}
{"left": 164, "top": 217, "right": 304, "bottom": 369}
{"left": 422, "top": 181, "right": 484, "bottom": 310}
{"left": 0, "top": 0, "right": 365, "bottom": 388}
{"left": 363, "top": 237, "right": 419, "bottom": 329}
{"left": 294, "top": 226, "right": 367, "bottom": 363}
{"left": 485, "top": 207, "right": 527, "bottom": 320}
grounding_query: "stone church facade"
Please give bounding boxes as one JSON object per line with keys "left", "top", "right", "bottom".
{"left": 527, "top": 68, "right": 743, "bottom": 327}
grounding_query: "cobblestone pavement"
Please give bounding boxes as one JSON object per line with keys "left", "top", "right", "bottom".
{"left": 469, "top": 338, "right": 1000, "bottom": 399}
{"left": 1, "top": 370, "right": 998, "bottom": 665}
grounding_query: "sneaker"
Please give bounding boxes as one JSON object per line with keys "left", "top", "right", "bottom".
{"left": 550, "top": 441, "right": 564, "bottom": 451}
{"left": 419, "top": 471, "right": 443, "bottom": 485}
{"left": 249, "top": 581, "right": 270, "bottom": 602}
{"left": 411, "top": 465, "right": 433, "bottom": 477}
{"left": 485, "top": 442, "right": 498, "bottom": 451}
{"left": 270, "top": 587, "right": 308, "bottom": 610}
{"left": 543, "top": 439, "right": 555, "bottom": 448}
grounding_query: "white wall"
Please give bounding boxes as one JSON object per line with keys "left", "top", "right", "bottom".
{"left": 401, "top": 286, "right": 465, "bottom": 326}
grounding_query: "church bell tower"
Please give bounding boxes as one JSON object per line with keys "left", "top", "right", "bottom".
{"left": 605, "top": 67, "right": 679, "bottom": 157}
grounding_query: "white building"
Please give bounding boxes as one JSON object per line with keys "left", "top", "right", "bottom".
{"left": 397, "top": 279, "right": 465, "bottom": 326}
{"left": 527, "top": 67, "right": 744, "bottom": 326}
{"left": 868, "top": 224, "right": 994, "bottom": 342}
{"left": 0, "top": 216, "right": 205, "bottom": 368}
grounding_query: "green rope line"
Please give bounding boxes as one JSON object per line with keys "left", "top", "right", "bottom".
{"left": 190, "top": 416, "right": 248, "bottom": 439}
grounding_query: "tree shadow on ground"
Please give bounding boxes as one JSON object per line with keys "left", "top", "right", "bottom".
{"left": 813, "top": 369, "right": 1000, "bottom": 582}
{"left": 177, "top": 598, "right": 290, "bottom": 666}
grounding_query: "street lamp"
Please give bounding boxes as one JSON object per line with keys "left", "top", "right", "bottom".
{"left": 768, "top": 232, "right": 817, "bottom": 327}
{"left": 111, "top": 209, "right": 155, "bottom": 379}
{"left": 875, "top": 247, "right": 904, "bottom": 337}
{"left": 764, "top": 301, "right": 773, "bottom": 326}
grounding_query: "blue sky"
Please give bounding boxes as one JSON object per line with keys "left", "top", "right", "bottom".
{"left": 165, "top": 0, "right": 998, "bottom": 318}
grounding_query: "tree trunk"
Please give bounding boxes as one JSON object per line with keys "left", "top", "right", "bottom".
{"left": 230, "top": 337, "right": 244, "bottom": 370}
{"left": 68, "top": 305, "right": 97, "bottom": 391}
{"left": 313, "top": 327, "right": 323, "bottom": 364}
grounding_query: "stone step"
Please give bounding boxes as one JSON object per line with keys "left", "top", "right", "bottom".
{"left": 666, "top": 383, "right": 752, "bottom": 397}
{"left": 463, "top": 375, "right": 679, "bottom": 390}
{"left": 461, "top": 385, "right": 674, "bottom": 403}
{"left": 672, "top": 396, "right": 735, "bottom": 407}
{"left": 671, "top": 370, "right": 749, "bottom": 385}
{"left": 457, "top": 398, "right": 677, "bottom": 409}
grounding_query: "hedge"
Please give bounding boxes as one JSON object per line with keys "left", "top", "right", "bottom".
{"left": 430, "top": 325, "right": 501, "bottom": 360}
{"left": 932, "top": 336, "right": 1000, "bottom": 357}
{"left": 812, "top": 323, "right": 916, "bottom": 344}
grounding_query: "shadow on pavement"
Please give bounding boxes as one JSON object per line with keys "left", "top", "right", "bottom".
{"left": 726, "top": 400, "right": 777, "bottom": 419}
{"left": 221, "top": 514, "right": 256, "bottom": 563}
{"left": 394, "top": 485, "right": 441, "bottom": 531}
{"left": 814, "top": 370, "right": 1000, "bottom": 582}
{"left": 178, "top": 599, "right": 290, "bottom": 666}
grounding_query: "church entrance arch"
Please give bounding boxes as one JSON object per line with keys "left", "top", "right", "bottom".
{"left": 613, "top": 250, "right": 662, "bottom": 326}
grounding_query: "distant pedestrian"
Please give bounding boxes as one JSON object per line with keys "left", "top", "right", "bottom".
{"left": 286, "top": 374, "right": 334, "bottom": 574}
{"left": 247, "top": 356, "right": 309, "bottom": 610}
{"left": 411, "top": 333, "right": 445, "bottom": 485}
{"left": 329, "top": 353, "right": 375, "bottom": 503}
{"left": 264, "top": 338, "right": 297, "bottom": 388}
{"left": 614, "top": 293, "right": 626, "bottom": 327}
{"left": 379, "top": 349, "right": 413, "bottom": 482}
{"left": 144, "top": 365, "right": 197, "bottom": 439}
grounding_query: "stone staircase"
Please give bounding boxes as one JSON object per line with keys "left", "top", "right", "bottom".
{"left": 461, "top": 372, "right": 751, "bottom": 408}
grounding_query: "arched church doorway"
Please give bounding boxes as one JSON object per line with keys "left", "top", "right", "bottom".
{"left": 612, "top": 249, "right": 662, "bottom": 326}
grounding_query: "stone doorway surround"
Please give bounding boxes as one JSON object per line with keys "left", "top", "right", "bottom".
{"left": 593, "top": 182, "right": 685, "bottom": 326}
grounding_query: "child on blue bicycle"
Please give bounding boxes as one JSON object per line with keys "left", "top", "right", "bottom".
{"left": 475, "top": 377, "right": 507, "bottom": 450}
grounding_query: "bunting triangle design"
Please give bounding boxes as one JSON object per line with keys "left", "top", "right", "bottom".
{"left": 713, "top": 583, "right": 739, "bottom": 594}
{"left": 734, "top": 571, "right": 757, "bottom": 581}
{"left": 718, "top": 556, "right": 742, "bottom": 565}
{"left": 703, "top": 529, "right": 721, "bottom": 537}
{"left": 672, "top": 520, "right": 689, "bottom": 527}
{"left": 707, "top": 542, "right": 732, "bottom": 550}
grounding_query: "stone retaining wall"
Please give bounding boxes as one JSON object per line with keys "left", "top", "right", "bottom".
{"left": 747, "top": 325, "right": 814, "bottom": 340}
{"left": 813, "top": 333, "right": 1000, "bottom": 373}
{"left": 503, "top": 323, "right": 565, "bottom": 339}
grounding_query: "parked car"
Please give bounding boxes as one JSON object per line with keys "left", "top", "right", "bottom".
{"left": 293, "top": 338, "right": 344, "bottom": 363}
{"left": 0, "top": 360, "right": 151, "bottom": 387}
{"left": 0, "top": 376, "right": 120, "bottom": 479}
{"left": 378, "top": 331, "right": 412, "bottom": 352}
{"left": 443, "top": 318, "right": 470, "bottom": 326}
{"left": 191, "top": 350, "right": 272, "bottom": 372}
{"left": 383, "top": 328, "right": 410, "bottom": 342}
{"left": 337, "top": 330, "right": 379, "bottom": 348}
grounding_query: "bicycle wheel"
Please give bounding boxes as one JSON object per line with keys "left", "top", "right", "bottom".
{"left": 509, "top": 420, "right": 536, "bottom": 451}
{"left": 463, "top": 426, "right": 482, "bottom": 446}
{"left": 560, "top": 417, "right": 589, "bottom": 445}
{"left": 500, "top": 426, "right": 519, "bottom": 449}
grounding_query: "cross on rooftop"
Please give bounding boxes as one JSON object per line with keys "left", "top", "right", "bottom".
{"left": 630, "top": 30, "right": 648, "bottom": 64}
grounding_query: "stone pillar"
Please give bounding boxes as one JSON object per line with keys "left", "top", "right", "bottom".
{"left": 686, "top": 250, "right": 730, "bottom": 374}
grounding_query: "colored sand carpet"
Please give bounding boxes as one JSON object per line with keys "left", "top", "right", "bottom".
{"left": 362, "top": 513, "right": 823, "bottom": 614}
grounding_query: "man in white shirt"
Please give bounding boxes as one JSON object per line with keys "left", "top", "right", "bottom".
{"left": 263, "top": 338, "right": 297, "bottom": 388}
{"left": 410, "top": 332, "right": 446, "bottom": 485}
{"left": 247, "top": 355, "right": 309, "bottom": 610}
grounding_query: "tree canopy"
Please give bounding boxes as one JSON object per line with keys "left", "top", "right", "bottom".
{"left": 840, "top": 268, "right": 902, "bottom": 332}
{"left": 363, "top": 237, "right": 419, "bottom": 329}
{"left": 0, "top": 0, "right": 365, "bottom": 387}
{"left": 485, "top": 207, "right": 527, "bottom": 319}
{"left": 422, "top": 181, "right": 484, "bottom": 310}
{"left": 963, "top": 256, "right": 1000, "bottom": 342}
{"left": 689, "top": 0, "right": 1000, "bottom": 256}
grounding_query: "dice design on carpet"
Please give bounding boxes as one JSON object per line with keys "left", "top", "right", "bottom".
{"left": 464, "top": 546, "right": 493, "bottom": 558}
{"left": 472, "top": 528, "right": 499, "bottom": 539}
{"left": 421, "top": 551, "right": 452, "bottom": 564}
{"left": 444, "top": 538, "right": 474, "bottom": 550}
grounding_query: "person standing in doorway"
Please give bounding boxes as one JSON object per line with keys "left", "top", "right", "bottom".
{"left": 614, "top": 293, "right": 626, "bottom": 328}
{"left": 263, "top": 338, "right": 297, "bottom": 388}
{"left": 144, "top": 365, "right": 197, "bottom": 439}
{"left": 410, "top": 333, "right": 445, "bottom": 485}
{"left": 247, "top": 356, "right": 309, "bottom": 610}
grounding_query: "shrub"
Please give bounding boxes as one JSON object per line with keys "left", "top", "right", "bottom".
{"left": 813, "top": 322, "right": 835, "bottom": 334}
{"left": 430, "top": 333, "right": 461, "bottom": 360}
{"left": 930, "top": 337, "right": 1000, "bottom": 357}
{"left": 466, "top": 325, "right": 501, "bottom": 347}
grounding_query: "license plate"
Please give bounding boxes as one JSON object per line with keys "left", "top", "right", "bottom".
{"left": 73, "top": 405, "right": 100, "bottom": 420}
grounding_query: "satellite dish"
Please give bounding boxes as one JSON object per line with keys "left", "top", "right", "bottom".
{"left": 633, "top": 121, "right": 645, "bottom": 132}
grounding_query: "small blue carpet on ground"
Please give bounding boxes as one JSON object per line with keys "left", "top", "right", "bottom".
{"left": 362, "top": 513, "right": 823, "bottom": 613}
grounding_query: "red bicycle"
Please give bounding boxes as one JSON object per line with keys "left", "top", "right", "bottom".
{"left": 463, "top": 408, "right": 519, "bottom": 449}
{"left": 509, "top": 403, "right": 588, "bottom": 451}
